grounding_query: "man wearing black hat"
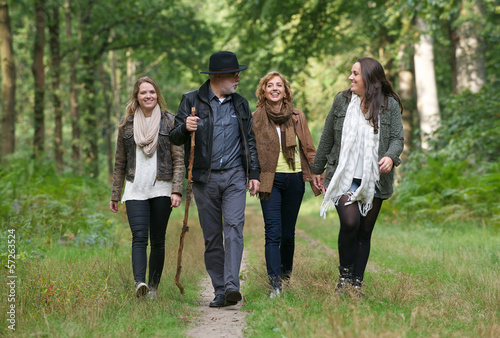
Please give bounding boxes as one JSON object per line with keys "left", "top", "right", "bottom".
{"left": 170, "top": 51, "right": 260, "bottom": 307}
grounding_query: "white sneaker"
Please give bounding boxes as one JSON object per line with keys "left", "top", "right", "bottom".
{"left": 270, "top": 287, "right": 281, "bottom": 299}
{"left": 135, "top": 282, "right": 149, "bottom": 298}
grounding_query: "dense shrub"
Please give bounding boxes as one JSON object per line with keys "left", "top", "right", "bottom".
{"left": 392, "top": 86, "right": 500, "bottom": 226}
{"left": 0, "top": 155, "right": 121, "bottom": 255}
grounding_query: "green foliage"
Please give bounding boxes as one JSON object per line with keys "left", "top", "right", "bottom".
{"left": 392, "top": 86, "right": 500, "bottom": 226}
{"left": 434, "top": 86, "right": 500, "bottom": 162}
{"left": 0, "top": 155, "right": 121, "bottom": 251}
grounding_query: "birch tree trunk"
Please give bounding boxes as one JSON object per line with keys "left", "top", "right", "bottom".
{"left": 48, "top": 5, "right": 63, "bottom": 170}
{"left": 455, "top": 0, "right": 486, "bottom": 94}
{"left": 32, "top": 0, "right": 46, "bottom": 158}
{"left": 126, "top": 49, "right": 137, "bottom": 94}
{"left": 414, "top": 17, "right": 440, "bottom": 150}
{"left": 397, "top": 45, "right": 415, "bottom": 161}
{"left": 0, "top": 0, "right": 16, "bottom": 158}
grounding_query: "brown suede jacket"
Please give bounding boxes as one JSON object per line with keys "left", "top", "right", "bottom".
{"left": 111, "top": 111, "right": 185, "bottom": 202}
{"left": 253, "top": 108, "right": 321, "bottom": 197}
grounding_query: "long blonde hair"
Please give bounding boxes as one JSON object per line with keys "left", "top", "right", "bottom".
{"left": 255, "top": 71, "right": 294, "bottom": 108}
{"left": 120, "top": 77, "right": 168, "bottom": 126}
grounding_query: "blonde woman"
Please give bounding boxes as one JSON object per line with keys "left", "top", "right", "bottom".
{"left": 110, "top": 77, "right": 184, "bottom": 299}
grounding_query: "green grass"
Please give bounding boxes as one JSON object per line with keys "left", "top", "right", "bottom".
{"left": 241, "top": 197, "right": 500, "bottom": 337}
{"left": 1, "top": 207, "right": 207, "bottom": 337}
{"left": 0, "top": 157, "right": 207, "bottom": 336}
{"left": 1, "top": 156, "right": 499, "bottom": 336}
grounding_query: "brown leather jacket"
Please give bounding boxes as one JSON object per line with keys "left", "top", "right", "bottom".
{"left": 111, "top": 111, "right": 185, "bottom": 201}
{"left": 253, "top": 108, "right": 321, "bottom": 197}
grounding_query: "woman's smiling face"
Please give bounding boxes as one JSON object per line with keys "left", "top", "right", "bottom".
{"left": 349, "top": 62, "right": 366, "bottom": 98}
{"left": 264, "top": 76, "right": 286, "bottom": 105}
{"left": 137, "top": 82, "right": 157, "bottom": 113}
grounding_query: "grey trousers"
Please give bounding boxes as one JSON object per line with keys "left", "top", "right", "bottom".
{"left": 192, "top": 166, "right": 247, "bottom": 296}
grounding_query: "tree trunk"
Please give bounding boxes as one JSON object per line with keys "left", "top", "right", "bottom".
{"left": 413, "top": 17, "right": 440, "bottom": 150}
{"left": 397, "top": 45, "right": 415, "bottom": 162}
{"left": 99, "top": 64, "right": 113, "bottom": 179}
{"left": 455, "top": 0, "right": 486, "bottom": 94}
{"left": 48, "top": 4, "right": 63, "bottom": 171}
{"left": 81, "top": 57, "right": 99, "bottom": 177}
{"left": 65, "top": 0, "right": 81, "bottom": 169}
{"left": 126, "top": 49, "right": 137, "bottom": 94}
{"left": 32, "top": 0, "right": 46, "bottom": 158}
{"left": 0, "top": 0, "right": 16, "bottom": 158}
{"left": 80, "top": 1, "right": 99, "bottom": 178}
{"left": 108, "top": 49, "right": 122, "bottom": 122}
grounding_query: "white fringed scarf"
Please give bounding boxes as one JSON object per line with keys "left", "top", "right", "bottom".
{"left": 133, "top": 104, "right": 161, "bottom": 156}
{"left": 320, "top": 94, "right": 380, "bottom": 218}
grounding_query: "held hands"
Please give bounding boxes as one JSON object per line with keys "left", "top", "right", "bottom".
{"left": 247, "top": 179, "right": 260, "bottom": 196}
{"left": 379, "top": 156, "right": 393, "bottom": 174}
{"left": 313, "top": 175, "right": 326, "bottom": 195}
{"left": 186, "top": 116, "right": 200, "bottom": 132}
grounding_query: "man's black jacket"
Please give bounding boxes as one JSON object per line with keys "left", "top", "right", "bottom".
{"left": 170, "top": 79, "right": 260, "bottom": 183}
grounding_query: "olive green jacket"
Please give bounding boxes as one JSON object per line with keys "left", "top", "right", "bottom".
{"left": 311, "top": 90, "right": 404, "bottom": 199}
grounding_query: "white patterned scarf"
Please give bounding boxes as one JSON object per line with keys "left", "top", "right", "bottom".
{"left": 133, "top": 104, "right": 161, "bottom": 156}
{"left": 320, "top": 94, "right": 380, "bottom": 218}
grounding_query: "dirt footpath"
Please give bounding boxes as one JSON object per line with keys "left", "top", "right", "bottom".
{"left": 187, "top": 250, "right": 249, "bottom": 338}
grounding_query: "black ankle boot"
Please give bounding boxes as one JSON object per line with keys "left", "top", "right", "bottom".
{"left": 335, "top": 265, "right": 353, "bottom": 295}
{"left": 351, "top": 276, "right": 364, "bottom": 298}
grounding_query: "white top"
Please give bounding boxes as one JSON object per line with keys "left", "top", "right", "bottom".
{"left": 121, "top": 117, "right": 172, "bottom": 202}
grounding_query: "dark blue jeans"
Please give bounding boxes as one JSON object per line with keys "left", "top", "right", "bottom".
{"left": 260, "top": 172, "right": 305, "bottom": 288}
{"left": 125, "top": 196, "right": 172, "bottom": 288}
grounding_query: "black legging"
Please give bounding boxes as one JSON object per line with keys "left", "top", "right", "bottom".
{"left": 125, "top": 196, "right": 172, "bottom": 288}
{"left": 335, "top": 195, "right": 383, "bottom": 278}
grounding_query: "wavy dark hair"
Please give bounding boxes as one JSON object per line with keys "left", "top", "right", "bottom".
{"left": 255, "top": 71, "right": 294, "bottom": 107}
{"left": 356, "top": 57, "right": 403, "bottom": 134}
{"left": 120, "top": 76, "right": 168, "bottom": 127}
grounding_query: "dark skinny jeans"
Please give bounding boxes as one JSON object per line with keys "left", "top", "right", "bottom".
{"left": 125, "top": 196, "right": 172, "bottom": 288}
{"left": 260, "top": 172, "right": 305, "bottom": 289}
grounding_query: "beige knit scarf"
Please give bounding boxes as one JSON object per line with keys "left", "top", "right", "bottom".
{"left": 133, "top": 104, "right": 161, "bottom": 156}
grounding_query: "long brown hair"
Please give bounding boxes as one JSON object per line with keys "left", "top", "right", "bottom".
{"left": 255, "top": 71, "right": 294, "bottom": 107}
{"left": 120, "top": 76, "right": 168, "bottom": 126}
{"left": 357, "top": 57, "right": 403, "bottom": 134}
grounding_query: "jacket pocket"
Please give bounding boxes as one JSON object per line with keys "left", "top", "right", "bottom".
{"left": 333, "top": 109, "right": 345, "bottom": 131}
{"left": 197, "top": 109, "right": 210, "bottom": 130}
{"left": 380, "top": 117, "right": 391, "bottom": 145}
{"left": 326, "top": 152, "right": 337, "bottom": 166}
{"left": 123, "top": 127, "right": 134, "bottom": 148}
{"left": 159, "top": 130, "right": 170, "bottom": 148}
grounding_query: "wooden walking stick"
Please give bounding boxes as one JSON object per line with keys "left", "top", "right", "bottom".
{"left": 175, "top": 107, "right": 196, "bottom": 295}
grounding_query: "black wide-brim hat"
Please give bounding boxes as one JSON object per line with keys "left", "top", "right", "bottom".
{"left": 200, "top": 51, "right": 248, "bottom": 74}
